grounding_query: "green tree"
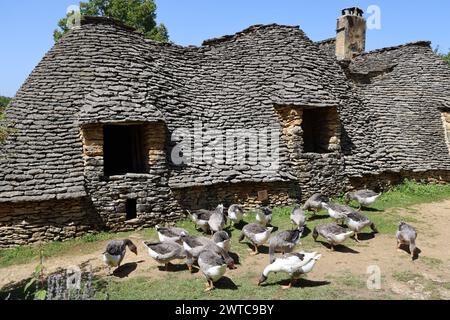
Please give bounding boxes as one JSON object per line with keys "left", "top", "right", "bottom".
{"left": 0, "top": 96, "right": 11, "bottom": 143}
{"left": 0, "top": 96, "right": 11, "bottom": 112}
{"left": 54, "top": 0, "right": 169, "bottom": 42}
{"left": 443, "top": 52, "right": 450, "bottom": 66}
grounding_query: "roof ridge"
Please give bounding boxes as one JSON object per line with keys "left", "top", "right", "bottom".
{"left": 80, "top": 15, "right": 136, "bottom": 32}
{"left": 359, "top": 41, "right": 431, "bottom": 56}
{"left": 202, "top": 23, "right": 301, "bottom": 46}
{"left": 315, "top": 38, "right": 336, "bottom": 45}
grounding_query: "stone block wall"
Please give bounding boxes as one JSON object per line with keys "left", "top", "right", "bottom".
{"left": 80, "top": 122, "right": 183, "bottom": 232}
{"left": 441, "top": 112, "right": 450, "bottom": 154}
{"left": 349, "top": 170, "right": 450, "bottom": 191}
{"left": 172, "top": 181, "right": 301, "bottom": 213}
{"left": 274, "top": 105, "right": 348, "bottom": 198}
{"left": 0, "top": 198, "right": 101, "bottom": 248}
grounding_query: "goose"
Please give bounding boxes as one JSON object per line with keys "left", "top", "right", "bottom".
{"left": 258, "top": 252, "right": 322, "bottom": 289}
{"left": 198, "top": 250, "right": 228, "bottom": 292}
{"left": 256, "top": 207, "right": 273, "bottom": 226}
{"left": 143, "top": 241, "right": 187, "bottom": 271}
{"left": 179, "top": 232, "right": 211, "bottom": 255}
{"left": 102, "top": 239, "right": 138, "bottom": 274}
{"left": 345, "top": 190, "right": 381, "bottom": 209}
{"left": 188, "top": 209, "right": 214, "bottom": 233}
{"left": 239, "top": 223, "right": 273, "bottom": 255}
{"left": 290, "top": 207, "right": 306, "bottom": 229}
{"left": 268, "top": 227, "right": 304, "bottom": 263}
{"left": 212, "top": 231, "right": 231, "bottom": 253}
{"left": 155, "top": 225, "right": 189, "bottom": 243}
{"left": 345, "top": 211, "right": 378, "bottom": 242}
{"left": 303, "top": 193, "right": 330, "bottom": 215}
{"left": 208, "top": 204, "right": 226, "bottom": 234}
{"left": 312, "top": 223, "right": 354, "bottom": 251}
{"left": 227, "top": 204, "right": 244, "bottom": 226}
{"left": 180, "top": 233, "right": 235, "bottom": 271}
{"left": 396, "top": 222, "right": 418, "bottom": 260}
{"left": 321, "top": 202, "right": 353, "bottom": 224}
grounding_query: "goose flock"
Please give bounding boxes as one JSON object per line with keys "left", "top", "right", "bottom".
{"left": 102, "top": 189, "right": 419, "bottom": 292}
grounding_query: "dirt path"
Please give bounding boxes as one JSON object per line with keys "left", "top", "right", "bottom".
{"left": 2, "top": 200, "right": 450, "bottom": 299}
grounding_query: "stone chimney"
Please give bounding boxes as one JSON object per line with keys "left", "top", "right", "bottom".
{"left": 336, "top": 7, "right": 366, "bottom": 61}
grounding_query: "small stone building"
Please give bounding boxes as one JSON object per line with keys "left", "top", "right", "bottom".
{"left": 1, "top": 8, "right": 449, "bottom": 247}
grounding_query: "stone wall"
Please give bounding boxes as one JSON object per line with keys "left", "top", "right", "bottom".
{"left": 441, "top": 112, "right": 450, "bottom": 154}
{"left": 80, "top": 121, "right": 183, "bottom": 232}
{"left": 0, "top": 198, "right": 101, "bottom": 248}
{"left": 172, "top": 181, "right": 301, "bottom": 212}
{"left": 274, "top": 105, "right": 348, "bottom": 198}
{"left": 349, "top": 170, "right": 450, "bottom": 191}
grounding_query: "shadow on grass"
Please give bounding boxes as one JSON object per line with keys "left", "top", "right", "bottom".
{"left": 214, "top": 277, "right": 239, "bottom": 290}
{"left": 398, "top": 244, "right": 422, "bottom": 261}
{"left": 301, "top": 226, "right": 312, "bottom": 238}
{"left": 157, "top": 263, "right": 189, "bottom": 273}
{"left": 229, "top": 221, "right": 246, "bottom": 231}
{"left": 263, "top": 278, "right": 331, "bottom": 289}
{"left": 315, "top": 241, "right": 359, "bottom": 254}
{"left": 113, "top": 261, "right": 145, "bottom": 278}
{"left": 228, "top": 252, "right": 241, "bottom": 265}
{"left": 307, "top": 214, "right": 329, "bottom": 222}
{"left": 361, "top": 207, "right": 384, "bottom": 213}
{"left": 353, "top": 232, "right": 376, "bottom": 241}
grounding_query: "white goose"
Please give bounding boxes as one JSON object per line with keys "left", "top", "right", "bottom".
{"left": 227, "top": 204, "right": 245, "bottom": 226}
{"left": 313, "top": 223, "right": 354, "bottom": 251}
{"left": 198, "top": 250, "right": 228, "bottom": 292}
{"left": 258, "top": 252, "right": 322, "bottom": 289}
{"left": 256, "top": 207, "right": 273, "bottom": 226}
{"left": 345, "top": 190, "right": 381, "bottom": 210}
{"left": 102, "top": 239, "right": 138, "bottom": 274}
{"left": 143, "top": 241, "right": 187, "bottom": 271}
{"left": 322, "top": 202, "right": 353, "bottom": 224}
{"left": 155, "top": 225, "right": 189, "bottom": 243}
{"left": 239, "top": 223, "right": 273, "bottom": 255}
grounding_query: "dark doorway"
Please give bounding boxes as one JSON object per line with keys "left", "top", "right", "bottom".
{"left": 103, "top": 125, "right": 147, "bottom": 176}
{"left": 301, "top": 108, "right": 336, "bottom": 154}
{"left": 126, "top": 199, "right": 137, "bottom": 221}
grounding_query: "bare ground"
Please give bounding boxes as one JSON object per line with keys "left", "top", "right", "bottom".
{"left": 2, "top": 200, "right": 450, "bottom": 299}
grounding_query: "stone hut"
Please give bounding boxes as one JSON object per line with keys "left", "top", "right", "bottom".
{"left": 1, "top": 8, "right": 449, "bottom": 247}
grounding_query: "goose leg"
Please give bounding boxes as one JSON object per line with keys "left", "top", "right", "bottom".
{"left": 396, "top": 240, "right": 402, "bottom": 252}
{"left": 330, "top": 244, "right": 335, "bottom": 252}
{"left": 204, "top": 280, "right": 215, "bottom": 292}
{"left": 282, "top": 279, "right": 293, "bottom": 290}
{"left": 354, "top": 233, "right": 360, "bottom": 242}
{"left": 250, "top": 244, "right": 259, "bottom": 256}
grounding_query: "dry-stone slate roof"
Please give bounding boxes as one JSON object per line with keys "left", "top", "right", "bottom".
{"left": 1, "top": 16, "right": 449, "bottom": 203}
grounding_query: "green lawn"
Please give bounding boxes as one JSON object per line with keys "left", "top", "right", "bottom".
{"left": 1, "top": 180, "right": 450, "bottom": 300}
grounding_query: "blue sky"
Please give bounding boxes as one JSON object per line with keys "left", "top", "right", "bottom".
{"left": 1, "top": 0, "right": 449, "bottom": 97}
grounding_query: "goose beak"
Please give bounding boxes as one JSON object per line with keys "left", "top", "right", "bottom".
{"left": 257, "top": 275, "right": 267, "bottom": 286}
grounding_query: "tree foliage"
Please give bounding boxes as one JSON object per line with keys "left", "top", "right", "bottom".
{"left": 54, "top": 0, "right": 169, "bottom": 43}
{"left": 0, "top": 96, "right": 11, "bottom": 111}
{"left": 443, "top": 52, "right": 450, "bottom": 67}
{"left": 0, "top": 96, "right": 12, "bottom": 143}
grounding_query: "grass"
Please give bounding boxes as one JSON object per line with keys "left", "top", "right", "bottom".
{"left": 1, "top": 180, "right": 450, "bottom": 300}
{"left": 392, "top": 271, "right": 423, "bottom": 283}
{"left": 102, "top": 273, "right": 345, "bottom": 300}
{"left": 2, "top": 180, "right": 450, "bottom": 269}
{"left": 0, "top": 231, "right": 134, "bottom": 269}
